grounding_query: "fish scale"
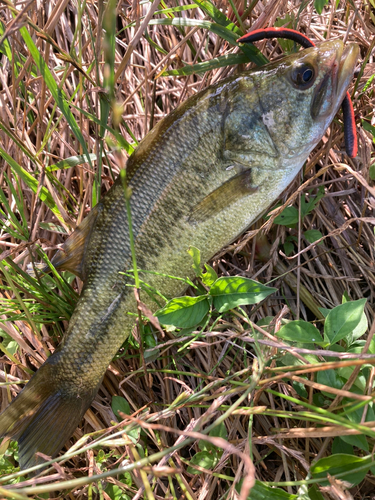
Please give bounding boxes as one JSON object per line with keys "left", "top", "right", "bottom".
{"left": 0, "top": 39, "right": 359, "bottom": 471}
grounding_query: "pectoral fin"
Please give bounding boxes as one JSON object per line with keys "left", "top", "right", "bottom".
{"left": 50, "top": 204, "right": 102, "bottom": 280}
{"left": 189, "top": 169, "right": 258, "bottom": 224}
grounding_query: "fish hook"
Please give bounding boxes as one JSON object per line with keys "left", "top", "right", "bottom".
{"left": 237, "top": 27, "right": 357, "bottom": 158}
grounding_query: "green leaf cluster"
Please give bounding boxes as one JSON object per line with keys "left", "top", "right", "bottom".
{"left": 187, "top": 422, "right": 227, "bottom": 474}
{"left": 276, "top": 297, "right": 368, "bottom": 352}
{"left": 111, "top": 396, "right": 141, "bottom": 444}
{"left": 155, "top": 247, "right": 276, "bottom": 329}
{"left": 270, "top": 187, "right": 325, "bottom": 255}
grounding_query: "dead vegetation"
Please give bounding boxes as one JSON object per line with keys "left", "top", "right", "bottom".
{"left": 0, "top": 0, "right": 374, "bottom": 498}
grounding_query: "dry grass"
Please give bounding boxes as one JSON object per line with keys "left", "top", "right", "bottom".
{"left": 0, "top": 0, "right": 374, "bottom": 499}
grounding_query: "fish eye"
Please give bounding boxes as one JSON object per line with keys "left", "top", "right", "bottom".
{"left": 290, "top": 63, "right": 316, "bottom": 89}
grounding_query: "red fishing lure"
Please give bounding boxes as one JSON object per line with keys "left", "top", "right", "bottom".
{"left": 237, "top": 27, "right": 357, "bottom": 157}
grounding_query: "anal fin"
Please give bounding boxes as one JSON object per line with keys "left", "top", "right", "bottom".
{"left": 189, "top": 169, "right": 258, "bottom": 224}
{"left": 50, "top": 204, "right": 102, "bottom": 280}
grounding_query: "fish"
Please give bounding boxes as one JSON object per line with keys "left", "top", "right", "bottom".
{"left": 0, "top": 39, "right": 359, "bottom": 471}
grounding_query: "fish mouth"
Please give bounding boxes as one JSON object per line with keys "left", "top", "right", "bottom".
{"left": 337, "top": 43, "right": 359, "bottom": 100}
{"left": 310, "top": 40, "right": 359, "bottom": 120}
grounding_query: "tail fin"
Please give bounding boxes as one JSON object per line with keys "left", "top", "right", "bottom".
{"left": 0, "top": 362, "right": 96, "bottom": 471}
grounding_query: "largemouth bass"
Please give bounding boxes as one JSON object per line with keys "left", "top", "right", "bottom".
{"left": 0, "top": 39, "right": 358, "bottom": 470}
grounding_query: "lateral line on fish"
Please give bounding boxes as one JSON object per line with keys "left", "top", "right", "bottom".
{"left": 85, "top": 292, "right": 123, "bottom": 340}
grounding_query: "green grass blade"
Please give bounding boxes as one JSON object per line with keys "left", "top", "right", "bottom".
{"left": 0, "top": 146, "right": 63, "bottom": 221}
{"left": 19, "top": 26, "right": 92, "bottom": 167}
{"left": 149, "top": 18, "right": 267, "bottom": 65}
{"left": 0, "top": 175, "right": 28, "bottom": 240}
{"left": 194, "top": 0, "right": 241, "bottom": 33}
{"left": 162, "top": 53, "right": 251, "bottom": 76}
{"left": 46, "top": 154, "right": 99, "bottom": 172}
{"left": 69, "top": 103, "right": 135, "bottom": 154}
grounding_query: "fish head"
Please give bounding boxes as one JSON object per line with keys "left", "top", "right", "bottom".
{"left": 236, "top": 39, "right": 359, "bottom": 167}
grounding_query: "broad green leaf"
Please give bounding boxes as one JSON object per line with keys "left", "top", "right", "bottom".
{"left": 310, "top": 453, "right": 372, "bottom": 486}
{"left": 292, "top": 380, "right": 308, "bottom": 398}
{"left": 347, "top": 340, "right": 367, "bottom": 355}
{"left": 362, "top": 119, "right": 375, "bottom": 141}
{"left": 210, "top": 422, "right": 227, "bottom": 440}
{"left": 314, "top": 0, "right": 329, "bottom": 14}
{"left": 105, "top": 483, "right": 131, "bottom": 500}
{"left": 155, "top": 296, "right": 209, "bottom": 328}
{"left": 316, "top": 369, "right": 345, "bottom": 398}
{"left": 125, "top": 425, "right": 141, "bottom": 444}
{"left": 318, "top": 307, "right": 330, "bottom": 318}
{"left": 202, "top": 264, "right": 218, "bottom": 287}
{"left": 347, "top": 310, "right": 368, "bottom": 345}
{"left": 278, "top": 351, "right": 312, "bottom": 368}
{"left": 313, "top": 392, "right": 328, "bottom": 408}
{"left": 324, "top": 299, "right": 367, "bottom": 345}
{"left": 307, "top": 484, "right": 325, "bottom": 500}
{"left": 332, "top": 437, "right": 354, "bottom": 455}
{"left": 342, "top": 291, "right": 350, "bottom": 303}
{"left": 273, "top": 190, "right": 324, "bottom": 227}
{"left": 274, "top": 206, "right": 298, "bottom": 226}
{"left": 111, "top": 397, "right": 140, "bottom": 444}
{"left": 301, "top": 187, "right": 325, "bottom": 217}
{"left": 198, "top": 439, "right": 216, "bottom": 453}
{"left": 283, "top": 240, "right": 294, "bottom": 256}
{"left": 338, "top": 367, "right": 366, "bottom": 393}
{"left": 283, "top": 235, "right": 297, "bottom": 256}
{"left": 1, "top": 335, "right": 18, "bottom": 357}
{"left": 199, "top": 422, "right": 228, "bottom": 452}
{"left": 0, "top": 455, "right": 17, "bottom": 475}
{"left": 187, "top": 451, "right": 218, "bottom": 474}
{"left": 341, "top": 398, "right": 375, "bottom": 431}
{"left": 304, "top": 230, "right": 323, "bottom": 244}
{"left": 143, "top": 327, "right": 157, "bottom": 349}
{"left": 209, "top": 277, "right": 276, "bottom": 313}
{"left": 188, "top": 246, "right": 202, "bottom": 278}
{"left": 276, "top": 320, "right": 323, "bottom": 345}
{"left": 340, "top": 433, "right": 369, "bottom": 453}
{"left": 111, "top": 396, "right": 131, "bottom": 420}
{"left": 247, "top": 480, "right": 298, "bottom": 499}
